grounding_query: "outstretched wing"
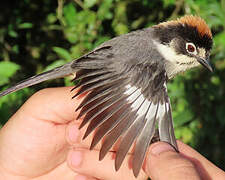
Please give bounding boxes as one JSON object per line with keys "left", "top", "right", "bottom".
{"left": 71, "top": 49, "right": 178, "bottom": 177}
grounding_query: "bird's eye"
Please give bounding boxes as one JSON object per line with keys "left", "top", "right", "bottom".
{"left": 186, "top": 42, "right": 197, "bottom": 55}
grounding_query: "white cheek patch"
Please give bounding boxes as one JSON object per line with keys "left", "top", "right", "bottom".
{"left": 153, "top": 40, "right": 191, "bottom": 64}
{"left": 153, "top": 40, "right": 201, "bottom": 78}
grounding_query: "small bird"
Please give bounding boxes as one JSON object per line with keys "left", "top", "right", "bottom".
{"left": 0, "top": 15, "right": 213, "bottom": 177}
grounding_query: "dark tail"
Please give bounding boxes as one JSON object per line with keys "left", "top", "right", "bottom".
{"left": 0, "top": 62, "right": 74, "bottom": 97}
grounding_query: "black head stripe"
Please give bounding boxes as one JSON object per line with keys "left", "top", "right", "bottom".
{"left": 153, "top": 23, "right": 213, "bottom": 50}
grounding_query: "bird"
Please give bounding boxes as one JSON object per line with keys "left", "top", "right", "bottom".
{"left": 0, "top": 15, "right": 213, "bottom": 177}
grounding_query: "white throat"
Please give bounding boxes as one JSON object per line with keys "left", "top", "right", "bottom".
{"left": 153, "top": 41, "right": 200, "bottom": 79}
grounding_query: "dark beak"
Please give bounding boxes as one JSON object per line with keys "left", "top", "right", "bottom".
{"left": 197, "top": 57, "right": 213, "bottom": 72}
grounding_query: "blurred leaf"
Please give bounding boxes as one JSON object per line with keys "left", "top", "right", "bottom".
{"left": 210, "top": 76, "right": 220, "bottom": 85}
{"left": 43, "top": 60, "right": 67, "bottom": 72}
{"left": 114, "top": 23, "right": 129, "bottom": 35}
{"left": 0, "top": 88, "right": 32, "bottom": 126}
{"left": 18, "top": 22, "right": 33, "bottom": 29}
{"left": 163, "top": 0, "right": 175, "bottom": 7}
{"left": 63, "top": 2, "right": 77, "bottom": 26}
{"left": 12, "top": 45, "right": 19, "bottom": 54}
{"left": 64, "top": 76, "right": 74, "bottom": 86}
{"left": 0, "top": 62, "right": 20, "bottom": 85}
{"left": 97, "top": 0, "right": 113, "bottom": 20}
{"left": 0, "top": 77, "right": 8, "bottom": 86}
{"left": 64, "top": 28, "right": 78, "bottom": 43}
{"left": 175, "top": 127, "right": 193, "bottom": 143}
{"left": 174, "top": 110, "right": 194, "bottom": 127}
{"left": 84, "top": 0, "right": 97, "bottom": 8}
{"left": 8, "top": 30, "right": 18, "bottom": 38}
{"left": 47, "top": 13, "right": 57, "bottom": 24}
{"left": 94, "top": 36, "right": 110, "bottom": 47}
{"left": 214, "top": 32, "right": 225, "bottom": 47}
{"left": 52, "top": 47, "right": 72, "bottom": 60}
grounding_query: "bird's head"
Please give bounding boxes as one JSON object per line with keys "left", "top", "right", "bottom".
{"left": 152, "top": 15, "right": 213, "bottom": 79}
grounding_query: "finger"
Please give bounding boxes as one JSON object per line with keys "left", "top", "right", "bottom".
{"left": 66, "top": 123, "right": 135, "bottom": 154}
{"left": 15, "top": 87, "right": 86, "bottom": 124}
{"left": 75, "top": 174, "right": 99, "bottom": 180}
{"left": 67, "top": 148, "right": 148, "bottom": 180}
{"left": 66, "top": 122, "right": 103, "bottom": 150}
{"left": 38, "top": 161, "right": 79, "bottom": 180}
{"left": 177, "top": 140, "right": 225, "bottom": 179}
{"left": 145, "top": 142, "right": 201, "bottom": 180}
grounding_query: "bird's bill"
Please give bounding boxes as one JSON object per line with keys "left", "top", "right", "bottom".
{"left": 197, "top": 57, "right": 213, "bottom": 72}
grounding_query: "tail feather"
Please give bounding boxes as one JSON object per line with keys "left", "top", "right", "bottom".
{"left": 0, "top": 62, "right": 73, "bottom": 97}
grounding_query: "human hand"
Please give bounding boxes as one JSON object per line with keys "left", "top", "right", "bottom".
{"left": 0, "top": 87, "right": 147, "bottom": 180}
{"left": 66, "top": 126, "right": 225, "bottom": 180}
{"left": 0, "top": 87, "right": 81, "bottom": 179}
{"left": 142, "top": 140, "right": 225, "bottom": 180}
{"left": 0, "top": 87, "right": 224, "bottom": 180}
{"left": 67, "top": 103, "right": 225, "bottom": 180}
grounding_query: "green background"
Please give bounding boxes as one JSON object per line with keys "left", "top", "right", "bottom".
{"left": 0, "top": 0, "right": 225, "bottom": 172}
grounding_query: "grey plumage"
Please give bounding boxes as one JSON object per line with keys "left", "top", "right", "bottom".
{"left": 0, "top": 16, "right": 213, "bottom": 178}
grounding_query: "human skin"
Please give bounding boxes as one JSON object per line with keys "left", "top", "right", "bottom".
{"left": 0, "top": 87, "right": 224, "bottom": 180}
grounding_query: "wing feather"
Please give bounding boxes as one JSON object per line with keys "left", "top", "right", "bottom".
{"left": 158, "top": 88, "right": 178, "bottom": 150}
{"left": 77, "top": 89, "right": 124, "bottom": 120}
{"left": 82, "top": 96, "right": 129, "bottom": 139}
{"left": 99, "top": 89, "right": 145, "bottom": 160}
{"left": 72, "top": 75, "right": 126, "bottom": 99}
{"left": 90, "top": 103, "right": 131, "bottom": 149}
{"left": 79, "top": 85, "right": 137, "bottom": 130}
{"left": 115, "top": 99, "right": 151, "bottom": 171}
{"left": 70, "top": 50, "right": 177, "bottom": 178}
{"left": 74, "top": 69, "right": 112, "bottom": 81}
{"left": 75, "top": 79, "right": 127, "bottom": 111}
{"left": 132, "top": 102, "right": 159, "bottom": 177}
{"left": 99, "top": 110, "right": 137, "bottom": 161}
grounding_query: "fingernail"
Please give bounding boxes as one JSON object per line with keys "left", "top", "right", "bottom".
{"left": 151, "top": 142, "right": 175, "bottom": 155}
{"left": 68, "top": 124, "right": 79, "bottom": 143}
{"left": 70, "top": 151, "right": 83, "bottom": 167}
{"left": 75, "top": 174, "right": 87, "bottom": 180}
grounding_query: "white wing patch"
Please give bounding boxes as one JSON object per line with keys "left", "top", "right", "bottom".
{"left": 156, "top": 101, "right": 165, "bottom": 120}
{"left": 124, "top": 85, "right": 152, "bottom": 117}
{"left": 137, "top": 99, "right": 151, "bottom": 117}
{"left": 146, "top": 102, "right": 158, "bottom": 118}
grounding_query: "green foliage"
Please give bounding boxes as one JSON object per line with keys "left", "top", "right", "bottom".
{"left": 52, "top": 47, "right": 72, "bottom": 61}
{"left": 0, "top": 88, "right": 32, "bottom": 126}
{"left": 0, "top": 0, "right": 225, "bottom": 171}
{"left": 0, "top": 62, "right": 20, "bottom": 85}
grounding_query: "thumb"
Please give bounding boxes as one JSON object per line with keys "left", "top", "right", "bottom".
{"left": 144, "top": 142, "right": 201, "bottom": 180}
